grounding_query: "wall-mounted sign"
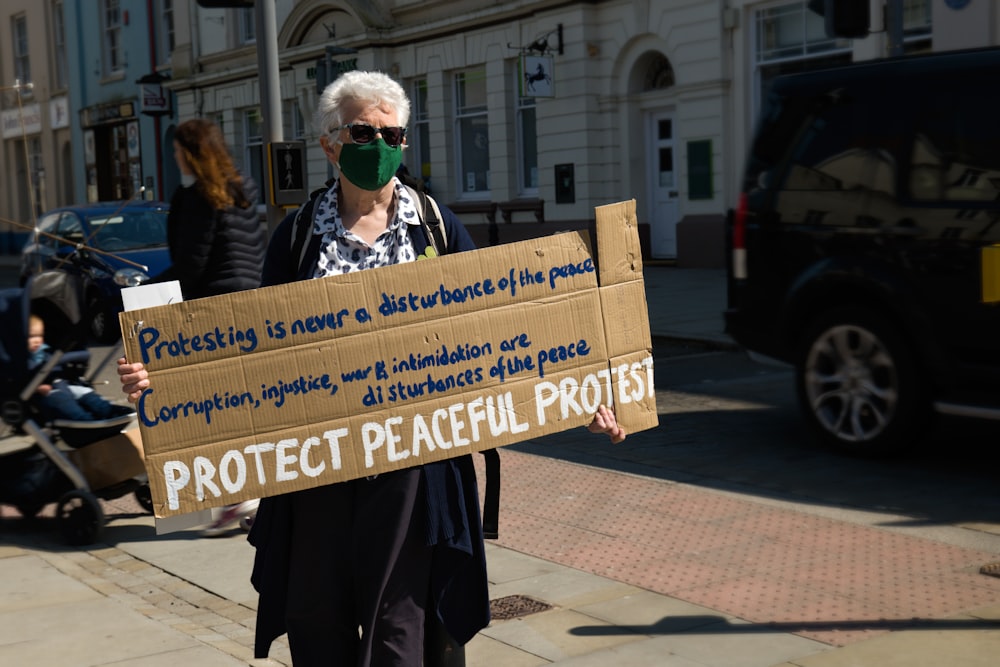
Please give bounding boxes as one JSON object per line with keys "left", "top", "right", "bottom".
{"left": 138, "top": 72, "right": 172, "bottom": 116}
{"left": 140, "top": 82, "right": 171, "bottom": 116}
{"left": 1, "top": 103, "right": 42, "bottom": 138}
{"left": 521, "top": 55, "right": 554, "bottom": 97}
{"left": 50, "top": 97, "right": 70, "bottom": 129}
{"left": 314, "top": 57, "right": 359, "bottom": 94}
{"left": 81, "top": 102, "right": 135, "bottom": 127}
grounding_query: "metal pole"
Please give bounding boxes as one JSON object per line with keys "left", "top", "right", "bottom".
{"left": 14, "top": 80, "right": 40, "bottom": 220}
{"left": 255, "top": 0, "right": 283, "bottom": 233}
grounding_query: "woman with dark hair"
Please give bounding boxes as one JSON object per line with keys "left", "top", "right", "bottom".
{"left": 155, "top": 118, "right": 267, "bottom": 299}
{"left": 155, "top": 118, "right": 268, "bottom": 534}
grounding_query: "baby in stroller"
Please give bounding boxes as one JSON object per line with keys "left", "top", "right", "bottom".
{"left": 28, "top": 313, "right": 135, "bottom": 427}
{"left": 1, "top": 271, "right": 150, "bottom": 544}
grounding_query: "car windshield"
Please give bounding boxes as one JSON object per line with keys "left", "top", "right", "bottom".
{"left": 88, "top": 210, "right": 169, "bottom": 252}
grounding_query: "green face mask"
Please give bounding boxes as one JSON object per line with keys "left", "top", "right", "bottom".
{"left": 337, "top": 139, "right": 403, "bottom": 191}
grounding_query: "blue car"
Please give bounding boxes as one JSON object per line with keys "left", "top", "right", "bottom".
{"left": 20, "top": 201, "right": 172, "bottom": 343}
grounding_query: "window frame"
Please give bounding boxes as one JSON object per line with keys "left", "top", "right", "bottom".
{"left": 290, "top": 100, "right": 305, "bottom": 140}
{"left": 515, "top": 70, "right": 538, "bottom": 195}
{"left": 453, "top": 68, "right": 490, "bottom": 197}
{"left": 240, "top": 8, "right": 256, "bottom": 45}
{"left": 51, "top": 1, "right": 68, "bottom": 89}
{"left": 160, "top": 0, "right": 175, "bottom": 64}
{"left": 409, "top": 78, "right": 431, "bottom": 189}
{"left": 752, "top": 1, "right": 852, "bottom": 120}
{"left": 102, "top": 0, "right": 124, "bottom": 77}
{"left": 12, "top": 14, "right": 31, "bottom": 85}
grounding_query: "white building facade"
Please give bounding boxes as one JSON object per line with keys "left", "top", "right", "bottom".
{"left": 3, "top": 1, "right": 997, "bottom": 264}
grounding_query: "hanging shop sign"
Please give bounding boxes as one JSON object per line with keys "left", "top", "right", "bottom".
{"left": 138, "top": 72, "right": 172, "bottom": 116}
{"left": 2, "top": 103, "right": 41, "bottom": 138}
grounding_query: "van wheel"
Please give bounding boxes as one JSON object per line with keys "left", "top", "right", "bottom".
{"left": 794, "top": 307, "right": 927, "bottom": 457}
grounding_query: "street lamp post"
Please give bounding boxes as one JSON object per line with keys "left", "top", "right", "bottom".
{"left": 254, "top": 0, "right": 284, "bottom": 234}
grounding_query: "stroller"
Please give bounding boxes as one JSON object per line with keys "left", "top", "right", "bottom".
{"left": 0, "top": 271, "right": 152, "bottom": 545}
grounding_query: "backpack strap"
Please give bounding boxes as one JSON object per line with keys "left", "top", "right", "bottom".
{"left": 290, "top": 180, "right": 334, "bottom": 277}
{"left": 404, "top": 184, "right": 447, "bottom": 257}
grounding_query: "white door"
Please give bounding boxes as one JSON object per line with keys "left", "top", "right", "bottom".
{"left": 648, "top": 111, "right": 679, "bottom": 258}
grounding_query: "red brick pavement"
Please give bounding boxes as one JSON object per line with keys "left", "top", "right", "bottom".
{"left": 477, "top": 449, "right": 1000, "bottom": 647}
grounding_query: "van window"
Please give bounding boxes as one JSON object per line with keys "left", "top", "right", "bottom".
{"left": 774, "top": 84, "right": 902, "bottom": 195}
{"left": 909, "top": 87, "right": 1000, "bottom": 203}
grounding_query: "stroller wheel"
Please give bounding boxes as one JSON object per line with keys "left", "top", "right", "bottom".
{"left": 134, "top": 484, "right": 154, "bottom": 514}
{"left": 57, "top": 490, "right": 105, "bottom": 546}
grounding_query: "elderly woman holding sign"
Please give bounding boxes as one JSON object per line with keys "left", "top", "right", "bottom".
{"left": 118, "top": 70, "right": 625, "bottom": 666}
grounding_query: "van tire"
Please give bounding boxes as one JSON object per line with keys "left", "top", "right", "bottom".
{"left": 794, "top": 306, "right": 928, "bottom": 457}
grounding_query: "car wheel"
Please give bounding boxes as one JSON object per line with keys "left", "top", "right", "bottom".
{"left": 88, "top": 294, "right": 120, "bottom": 344}
{"left": 794, "top": 306, "right": 928, "bottom": 457}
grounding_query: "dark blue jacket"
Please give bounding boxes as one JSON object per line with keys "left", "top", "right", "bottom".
{"left": 155, "top": 176, "right": 266, "bottom": 299}
{"left": 248, "top": 187, "right": 490, "bottom": 658}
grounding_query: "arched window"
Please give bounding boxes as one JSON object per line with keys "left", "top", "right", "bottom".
{"left": 628, "top": 52, "right": 675, "bottom": 94}
{"left": 643, "top": 55, "right": 675, "bottom": 91}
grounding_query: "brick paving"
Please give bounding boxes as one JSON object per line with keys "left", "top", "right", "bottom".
{"left": 479, "top": 449, "right": 1000, "bottom": 647}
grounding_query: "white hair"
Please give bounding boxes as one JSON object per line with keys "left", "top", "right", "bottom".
{"left": 315, "top": 70, "right": 411, "bottom": 138}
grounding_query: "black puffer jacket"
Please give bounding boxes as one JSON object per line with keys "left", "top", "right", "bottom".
{"left": 155, "top": 175, "right": 267, "bottom": 298}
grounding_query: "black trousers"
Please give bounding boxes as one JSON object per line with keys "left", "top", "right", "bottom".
{"left": 285, "top": 468, "right": 433, "bottom": 666}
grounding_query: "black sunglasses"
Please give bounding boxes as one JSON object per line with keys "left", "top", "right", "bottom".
{"left": 333, "top": 123, "right": 406, "bottom": 148}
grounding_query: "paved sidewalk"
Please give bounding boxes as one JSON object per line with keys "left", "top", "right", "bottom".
{"left": 3, "top": 263, "right": 1000, "bottom": 666}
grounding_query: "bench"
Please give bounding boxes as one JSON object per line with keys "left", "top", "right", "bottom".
{"left": 498, "top": 198, "right": 544, "bottom": 224}
{"left": 446, "top": 200, "right": 497, "bottom": 224}
{"left": 446, "top": 200, "right": 499, "bottom": 245}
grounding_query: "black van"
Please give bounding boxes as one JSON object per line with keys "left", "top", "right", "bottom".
{"left": 725, "top": 48, "right": 1000, "bottom": 456}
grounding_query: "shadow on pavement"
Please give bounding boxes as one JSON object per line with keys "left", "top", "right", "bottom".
{"left": 568, "top": 614, "right": 1000, "bottom": 637}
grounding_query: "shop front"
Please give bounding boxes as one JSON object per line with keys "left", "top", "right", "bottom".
{"left": 80, "top": 101, "right": 143, "bottom": 203}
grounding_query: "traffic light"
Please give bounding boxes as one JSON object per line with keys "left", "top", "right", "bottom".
{"left": 808, "top": 0, "right": 870, "bottom": 39}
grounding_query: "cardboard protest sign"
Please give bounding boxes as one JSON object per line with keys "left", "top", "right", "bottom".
{"left": 120, "top": 199, "right": 657, "bottom": 517}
